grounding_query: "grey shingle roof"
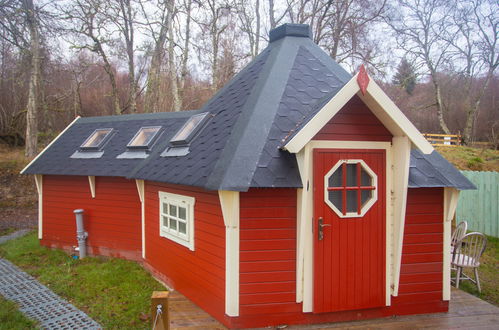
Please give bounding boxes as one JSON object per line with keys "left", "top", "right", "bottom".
{"left": 22, "top": 23, "right": 475, "bottom": 192}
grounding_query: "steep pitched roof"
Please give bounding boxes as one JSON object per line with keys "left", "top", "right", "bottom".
{"left": 22, "top": 24, "right": 474, "bottom": 191}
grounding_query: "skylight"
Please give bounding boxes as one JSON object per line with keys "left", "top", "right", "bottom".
{"left": 127, "top": 126, "right": 161, "bottom": 149}
{"left": 170, "top": 113, "right": 209, "bottom": 145}
{"left": 80, "top": 128, "right": 113, "bottom": 150}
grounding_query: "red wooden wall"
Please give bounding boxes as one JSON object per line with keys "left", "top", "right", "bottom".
{"left": 313, "top": 95, "right": 392, "bottom": 142}
{"left": 393, "top": 187, "right": 444, "bottom": 308}
{"left": 41, "top": 175, "right": 142, "bottom": 260}
{"left": 229, "top": 188, "right": 446, "bottom": 329}
{"left": 239, "top": 188, "right": 299, "bottom": 317}
{"left": 142, "top": 181, "right": 226, "bottom": 323}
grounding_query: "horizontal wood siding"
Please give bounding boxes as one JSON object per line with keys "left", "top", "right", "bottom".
{"left": 394, "top": 188, "right": 444, "bottom": 305}
{"left": 239, "top": 188, "right": 300, "bottom": 316}
{"left": 313, "top": 95, "right": 392, "bottom": 142}
{"left": 228, "top": 187, "right": 447, "bottom": 329}
{"left": 143, "top": 181, "right": 225, "bottom": 322}
{"left": 41, "top": 175, "right": 141, "bottom": 260}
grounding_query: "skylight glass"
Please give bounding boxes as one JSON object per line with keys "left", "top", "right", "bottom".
{"left": 127, "top": 126, "right": 161, "bottom": 148}
{"left": 81, "top": 128, "right": 113, "bottom": 149}
{"left": 170, "top": 113, "right": 208, "bottom": 145}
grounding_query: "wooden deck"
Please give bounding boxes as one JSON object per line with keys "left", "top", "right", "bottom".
{"left": 168, "top": 288, "right": 499, "bottom": 329}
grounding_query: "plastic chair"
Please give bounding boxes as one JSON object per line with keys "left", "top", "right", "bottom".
{"left": 451, "top": 221, "right": 467, "bottom": 249}
{"left": 451, "top": 232, "right": 487, "bottom": 292}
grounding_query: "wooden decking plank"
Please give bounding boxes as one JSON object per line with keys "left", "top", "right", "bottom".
{"left": 167, "top": 288, "right": 499, "bottom": 329}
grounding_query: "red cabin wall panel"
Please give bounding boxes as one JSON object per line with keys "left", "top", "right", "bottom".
{"left": 313, "top": 95, "right": 393, "bottom": 142}
{"left": 143, "top": 181, "right": 226, "bottom": 323}
{"left": 41, "top": 175, "right": 141, "bottom": 260}
{"left": 239, "top": 188, "right": 302, "bottom": 317}
{"left": 227, "top": 187, "right": 446, "bottom": 329}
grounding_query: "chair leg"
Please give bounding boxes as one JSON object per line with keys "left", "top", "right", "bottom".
{"left": 456, "top": 267, "right": 462, "bottom": 289}
{"left": 474, "top": 267, "right": 481, "bottom": 293}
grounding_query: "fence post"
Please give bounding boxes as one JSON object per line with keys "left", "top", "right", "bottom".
{"left": 151, "top": 291, "right": 169, "bottom": 330}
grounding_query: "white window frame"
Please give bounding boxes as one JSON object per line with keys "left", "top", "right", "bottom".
{"left": 324, "top": 159, "right": 378, "bottom": 218}
{"left": 158, "top": 191, "right": 195, "bottom": 251}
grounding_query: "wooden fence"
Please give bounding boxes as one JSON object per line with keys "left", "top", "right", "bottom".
{"left": 423, "top": 133, "right": 461, "bottom": 147}
{"left": 456, "top": 171, "right": 499, "bottom": 238}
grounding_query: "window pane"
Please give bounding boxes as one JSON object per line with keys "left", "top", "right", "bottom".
{"left": 162, "top": 216, "right": 169, "bottom": 228}
{"left": 329, "top": 166, "right": 342, "bottom": 187}
{"left": 328, "top": 190, "right": 342, "bottom": 210}
{"left": 361, "top": 190, "right": 372, "bottom": 207}
{"left": 346, "top": 190, "right": 358, "bottom": 212}
{"left": 179, "top": 222, "right": 187, "bottom": 234}
{"left": 361, "top": 168, "right": 371, "bottom": 186}
{"left": 346, "top": 163, "right": 357, "bottom": 187}
{"left": 128, "top": 127, "right": 160, "bottom": 147}
{"left": 81, "top": 129, "right": 112, "bottom": 148}
{"left": 169, "top": 204, "right": 177, "bottom": 217}
{"left": 162, "top": 203, "right": 168, "bottom": 215}
{"left": 171, "top": 113, "right": 208, "bottom": 143}
{"left": 170, "top": 218, "right": 177, "bottom": 230}
{"left": 178, "top": 207, "right": 186, "bottom": 220}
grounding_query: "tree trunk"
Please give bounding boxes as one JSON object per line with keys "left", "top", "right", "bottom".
{"left": 167, "top": 0, "right": 180, "bottom": 111}
{"left": 269, "top": 0, "right": 276, "bottom": 29}
{"left": 179, "top": 0, "right": 192, "bottom": 108}
{"left": 93, "top": 38, "right": 121, "bottom": 115}
{"left": 144, "top": 23, "right": 167, "bottom": 112}
{"left": 255, "top": 0, "right": 260, "bottom": 56}
{"left": 23, "top": 0, "right": 40, "bottom": 158}
{"left": 431, "top": 76, "right": 451, "bottom": 134}
{"left": 121, "top": 0, "right": 137, "bottom": 113}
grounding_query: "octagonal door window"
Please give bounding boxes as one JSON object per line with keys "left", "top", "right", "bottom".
{"left": 324, "top": 159, "right": 378, "bottom": 218}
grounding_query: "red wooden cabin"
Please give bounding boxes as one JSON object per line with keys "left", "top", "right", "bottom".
{"left": 22, "top": 24, "right": 474, "bottom": 328}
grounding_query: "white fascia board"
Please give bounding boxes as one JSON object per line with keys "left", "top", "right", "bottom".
{"left": 391, "top": 136, "right": 411, "bottom": 297}
{"left": 218, "top": 190, "right": 240, "bottom": 317}
{"left": 88, "top": 176, "right": 96, "bottom": 198}
{"left": 361, "top": 80, "right": 434, "bottom": 154}
{"left": 443, "top": 187, "right": 460, "bottom": 301}
{"left": 20, "top": 116, "right": 81, "bottom": 174}
{"left": 284, "top": 77, "right": 360, "bottom": 153}
{"left": 135, "top": 180, "right": 145, "bottom": 259}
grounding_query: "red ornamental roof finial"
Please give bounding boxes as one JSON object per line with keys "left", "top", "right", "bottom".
{"left": 357, "top": 64, "right": 370, "bottom": 95}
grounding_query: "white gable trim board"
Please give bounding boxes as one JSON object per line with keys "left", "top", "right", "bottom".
{"left": 20, "top": 116, "right": 81, "bottom": 175}
{"left": 283, "top": 73, "right": 434, "bottom": 155}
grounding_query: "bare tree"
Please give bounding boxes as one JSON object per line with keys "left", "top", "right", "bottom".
{"left": 237, "top": 0, "right": 261, "bottom": 59}
{"left": 0, "top": 0, "right": 42, "bottom": 157}
{"left": 446, "top": 0, "right": 498, "bottom": 144}
{"left": 387, "top": 0, "right": 453, "bottom": 134}
{"left": 57, "top": 0, "right": 121, "bottom": 115}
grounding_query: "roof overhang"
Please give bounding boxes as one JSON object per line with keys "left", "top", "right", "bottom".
{"left": 282, "top": 70, "right": 434, "bottom": 155}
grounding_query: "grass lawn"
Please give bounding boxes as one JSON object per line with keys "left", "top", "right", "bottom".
{"left": 0, "top": 232, "right": 165, "bottom": 329}
{"left": 453, "top": 235, "right": 499, "bottom": 307}
{"left": 0, "top": 296, "right": 37, "bottom": 329}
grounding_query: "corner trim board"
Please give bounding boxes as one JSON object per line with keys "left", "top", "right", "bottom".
{"left": 443, "top": 187, "right": 460, "bottom": 301}
{"left": 34, "top": 174, "right": 43, "bottom": 239}
{"left": 218, "top": 190, "right": 240, "bottom": 317}
{"left": 135, "top": 180, "right": 145, "bottom": 259}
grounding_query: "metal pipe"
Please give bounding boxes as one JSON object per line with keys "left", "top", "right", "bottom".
{"left": 74, "top": 209, "right": 88, "bottom": 259}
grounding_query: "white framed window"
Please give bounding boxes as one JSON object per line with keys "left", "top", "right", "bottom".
{"left": 159, "top": 192, "right": 195, "bottom": 250}
{"left": 324, "top": 159, "right": 378, "bottom": 218}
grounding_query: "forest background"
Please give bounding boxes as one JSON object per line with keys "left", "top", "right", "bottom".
{"left": 0, "top": 0, "right": 497, "bottom": 158}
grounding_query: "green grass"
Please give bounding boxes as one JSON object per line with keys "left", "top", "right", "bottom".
{"left": 454, "top": 235, "right": 499, "bottom": 307}
{"left": 0, "top": 296, "right": 37, "bottom": 329}
{"left": 0, "top": 232, "right": 165, "bottom": 329}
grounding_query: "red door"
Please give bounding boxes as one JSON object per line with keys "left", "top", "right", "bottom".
{"left": 313, "top": 149, "right": 386, "bottom": 313}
